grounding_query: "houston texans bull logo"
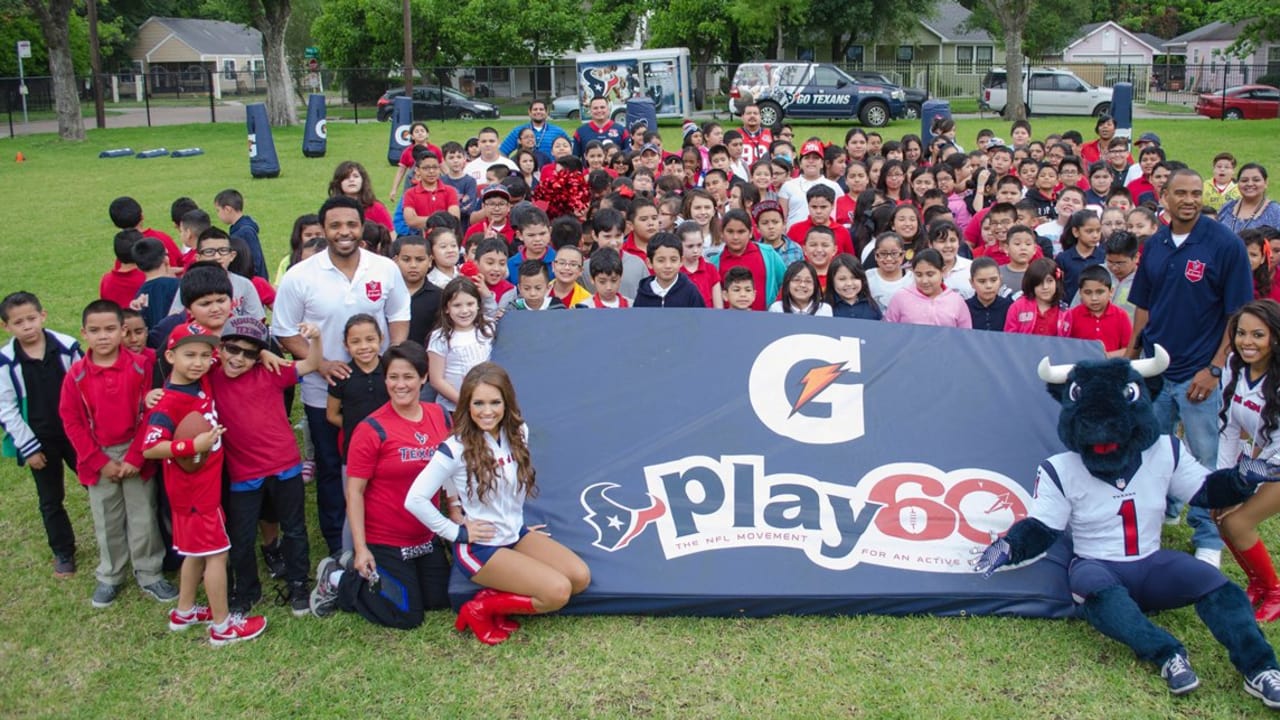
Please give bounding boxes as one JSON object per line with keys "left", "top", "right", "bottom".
{"left": 580, "top": 482, "right": 667, "bottom": 551}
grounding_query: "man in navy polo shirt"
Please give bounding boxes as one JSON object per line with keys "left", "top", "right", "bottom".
{"left": 498, "top": 99, "right": 569, "bottom": 158}
{"left": 1127, "top": 168, "right": 1253, "bottom": 567}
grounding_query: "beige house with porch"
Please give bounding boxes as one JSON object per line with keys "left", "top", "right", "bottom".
{"left": 129, "top": 17, "right": 265, "bottom": 99}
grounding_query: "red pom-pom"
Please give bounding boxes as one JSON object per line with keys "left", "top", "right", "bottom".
{"left": 534, "top": 168, "right": 590, "bottom": 221}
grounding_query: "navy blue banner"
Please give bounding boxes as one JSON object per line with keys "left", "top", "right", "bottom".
{"left": 302, "top": 94, "right": 327, "bottom": 158}
{"left": 386, "top": 96, "right": 413, "bottom": 166}
{"left": 449, "top": 312, "right": 1104, "bottom": 617}
{"left": 246, "top": 103, "right": 280, "bottom": 178}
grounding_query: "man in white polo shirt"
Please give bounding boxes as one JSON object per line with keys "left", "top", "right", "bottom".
{"left": 273, "top": 196, "right": 410, "bottom": 555}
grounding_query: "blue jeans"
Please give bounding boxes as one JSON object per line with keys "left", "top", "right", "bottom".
{"left": 1152, "top": 377, "right": 1223, "bottom": 551}
{"left": 304, "top": 404, "right": 345, "bottom": 555}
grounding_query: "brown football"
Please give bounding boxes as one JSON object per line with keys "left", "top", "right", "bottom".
{"left": 172, "top": 411, "right": 213, "bottom": 473}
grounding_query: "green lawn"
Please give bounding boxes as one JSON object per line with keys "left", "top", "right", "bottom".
{"left": 2, "top": 118, "right": 1280, "bottom": 718}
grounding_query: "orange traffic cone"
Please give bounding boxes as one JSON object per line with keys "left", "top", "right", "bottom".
{"left": 15, "top": 152, "right": 24, "bottom": 163}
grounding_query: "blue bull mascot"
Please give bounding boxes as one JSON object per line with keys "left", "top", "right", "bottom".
{"left": 974, "top": 345, "right": 1280, "bottom": 708}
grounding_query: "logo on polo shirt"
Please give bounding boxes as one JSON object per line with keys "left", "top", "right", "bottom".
{"left": 365, "top": 281, "right": 383, "bottom": 302}
{"left": 1185, "top": 259, "right": 1205, "bottom": 282}
{"left": 748, "top": 334, "right": 864, "bottom": 445}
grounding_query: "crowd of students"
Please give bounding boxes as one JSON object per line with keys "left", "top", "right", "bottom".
{"left": 3, "top": 95, "right": 1280, "bottom": 648}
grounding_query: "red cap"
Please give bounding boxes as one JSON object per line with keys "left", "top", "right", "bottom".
{"left": 800, "top": 140, "right": 825, "bottom": 157}
{"left": 167, "top": 321, "right": 218, "bottom": 352}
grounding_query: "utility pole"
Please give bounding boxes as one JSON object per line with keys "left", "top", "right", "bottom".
{"left": 402, "top": 0, "right": 413, "bottom": 97}
{"left": 86, "top": 0, "right": 106, "bottom": 128}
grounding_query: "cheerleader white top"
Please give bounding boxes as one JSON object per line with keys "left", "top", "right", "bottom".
{"left": 405, "top": 424, "right": 529, "bottom": 546}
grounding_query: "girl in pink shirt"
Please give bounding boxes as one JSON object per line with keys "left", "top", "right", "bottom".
{"left": 1004, "top": 258, "right": 1072, "bottom": 336}
{"left": 884, "top": 249, "right": 971, "bottom": 328}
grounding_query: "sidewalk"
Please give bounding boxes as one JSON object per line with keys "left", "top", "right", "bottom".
{"left": 3, "top": 102, "right": 248, "bottom": 137}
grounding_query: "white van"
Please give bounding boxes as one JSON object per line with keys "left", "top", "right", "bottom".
{"left": 571, "top": 47, "right": 694, "bottom": 122}
{"left": 982, "top": 68, "right": 1113, "bottom": 117}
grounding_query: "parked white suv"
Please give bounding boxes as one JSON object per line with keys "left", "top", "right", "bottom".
{"left": 982, "top": 68, "right": 1113, "bottom": 117}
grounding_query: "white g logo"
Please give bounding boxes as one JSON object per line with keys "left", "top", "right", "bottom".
{"left": 315, "top": 119, "right": 328, "bottom": 139}
{"left": 748, "top": 334, "right": 864, "bottom": 445}
{"left": 394, "top": 124, "right": 411, "bottom": 147}
{"left": 247, "top": 132, "right": 258, "bottom": 159}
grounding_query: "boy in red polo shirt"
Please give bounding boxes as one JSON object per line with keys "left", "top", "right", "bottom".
{"left": 1067, "top": 265, "right": 1131, "bottom": 356}
{"left": 402, "top": 150, "right": 461, "bottom": 229}
{"left": 143, "top": 323, "right": 267, "bottom": 645}
{"left": 59, "top": 299, "right": 174, "bottom": 609}
{"left": 786, "top": 186, "right": 855, "bottom": 255}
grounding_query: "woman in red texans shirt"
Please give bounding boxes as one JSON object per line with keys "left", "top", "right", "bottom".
{"left": 307, "top": 341, "right": 452, "bottom": 629}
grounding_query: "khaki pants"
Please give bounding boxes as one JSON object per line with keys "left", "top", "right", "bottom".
{"left": 86, "top": 443, "right": 165, "bottom": 586}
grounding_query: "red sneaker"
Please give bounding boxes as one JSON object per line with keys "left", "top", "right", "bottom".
{"left": 168, "top": 604, "right": 214, "bottom": 631}
{"left": 209, "top": 613, "right": 268, "bottom": 646}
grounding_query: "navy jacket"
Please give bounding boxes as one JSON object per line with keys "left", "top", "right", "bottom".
{"left": 633, "top": 274, "right": 707, "bottom": 308}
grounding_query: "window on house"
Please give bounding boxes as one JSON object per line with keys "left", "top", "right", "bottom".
{"left": 845, "top": 45, "right": 864, "bottom": 68}
{"left": 223, "top": 59, "right": 236, "bottom": 80}
{"left": 956, "top": 45, "right": 994, "bottom": 74}
{"left": 475, "top": 67, "right": 511, "bottom": 83}
{"left": 897, "top": 46, "right": 914, "bottom": 63}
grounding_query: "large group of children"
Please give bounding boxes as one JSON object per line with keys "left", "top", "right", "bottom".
{"left": 3, "top": 94, "right": 1280, "bottom": 656}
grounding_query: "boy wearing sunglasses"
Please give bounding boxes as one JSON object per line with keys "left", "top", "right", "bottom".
{"left": 209, "top": 316, "right": 324, "bottom": 617}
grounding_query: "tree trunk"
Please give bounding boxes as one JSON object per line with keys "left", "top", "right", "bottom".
{"left": 27, "top": 0, "right": 84, "bottom": 140}
{"left": 695, "top": 55, "right": 709, "bottom": 111}
{"left": 253, "top": 0, "right": 299, "bottom": 126}
{"left": 994, "top": 0, "right": 1030, "bottom": 122}
{"left": 1002, "top": 23, "right": 1026, "bottom": 121}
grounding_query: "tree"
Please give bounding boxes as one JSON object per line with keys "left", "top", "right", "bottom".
{"left": 728, "top": 0, "right": 808, "bottom": 58}
{"left": 1212, "top": 0, "right": 1280, "bottom": 57}
{"left": 208, "top": 0, "right": 299, "bottom": 125}
{"left": 648, "top": 0, "right": 732, "bottom": 107}
{"left": 24, "top": 0, "right": 82, "bottom": 139}
{"left": 962, "top": 0, "right": 1089, "bottom": 60}
{"left": 805, "top": 0, "right": 938, "bottom": 65}
{"left": 455, "top": 0, "right": 586, "bottom": 68}
{"left": 973, "top": 0, "right": 1031, "bottom": 120}
{"left": 585, "top": 0, "right": 646, "bottom": 51}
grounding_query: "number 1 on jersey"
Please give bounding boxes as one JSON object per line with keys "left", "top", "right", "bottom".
{"left": 1116, "top": 499, "right": 1139, "bottom": 556}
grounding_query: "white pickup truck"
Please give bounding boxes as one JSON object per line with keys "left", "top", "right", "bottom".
{"left": 981, "top": 67, "right": 1113, "bottom": 117}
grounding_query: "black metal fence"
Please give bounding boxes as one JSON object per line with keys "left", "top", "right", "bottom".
{"left": 3, "top": 59, "right": 1276, "bottom": 122}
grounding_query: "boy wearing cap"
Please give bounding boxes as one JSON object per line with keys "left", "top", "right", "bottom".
{"left": 209, "top": 317, "right": 325, "bottom": 617}
{"left": 60, "top": 299, "right": 175, "bottom": 609}
{"left": 465, "top": 185, "right": 516, "bottom": 245}
{"left": 143, "top": 322, "right": 267, "bottom": 645}
{"left": 777, "top": 140, "right": 842, "bottom": 227}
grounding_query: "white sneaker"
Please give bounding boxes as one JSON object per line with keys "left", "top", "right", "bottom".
{"left": 1194, "top": 548, "right": 1222, "bottom": 568}
{"left": 1163, "top": 515, "right": 1181, "bottom": 526}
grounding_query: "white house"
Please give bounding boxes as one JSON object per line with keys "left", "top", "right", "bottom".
{"left": 130, "top": 17, "right": 265, "bottom": 99}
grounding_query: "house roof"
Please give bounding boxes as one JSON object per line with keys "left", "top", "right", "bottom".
{"left": 1066, "top": 21, "right": 1165, "bottom": 54}
{"left": 1166, "top": 20, "right": 1247, "bottom": 47}
{"left": 139, "top": 17, "right": 263, "bottom": 57}
{"left": 918, "top": 1, "right": 993, "bottom": 45}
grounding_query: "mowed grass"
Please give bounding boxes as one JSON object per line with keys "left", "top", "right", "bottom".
{"left": 1, "top": 118, "right": 1279, "bottom": 718}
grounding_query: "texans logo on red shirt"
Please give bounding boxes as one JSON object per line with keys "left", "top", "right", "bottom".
{"left": 1185, "top": 259, "right": 1206, "bottom": 283}
{"left": 365, "top": 281, "right": 383, "bottom": 301}
{"left": 414, "top": 432, "right": 428, "bottom": 445}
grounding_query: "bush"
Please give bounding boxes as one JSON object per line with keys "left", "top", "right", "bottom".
{"left": 1259, "top": 74, "right": 1280, "bottom": 88}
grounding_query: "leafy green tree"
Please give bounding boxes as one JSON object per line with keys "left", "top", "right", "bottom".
{"left": 962, "top": 0, "right": 1090, "bottom": 58}
{"left": 455, "top": 0, "right": 586, "bottom": 69}
{"left": 804, "top": 0, "right": 938, "bottom": 64}
{"left": 1212, "top": 0, "right": 1280, "bottom": 56}
{"left": 648, "top": 0, "right": 734, "bottom": 105}
{"left": 585, "top": 0, "right": 645, "bottom": 51}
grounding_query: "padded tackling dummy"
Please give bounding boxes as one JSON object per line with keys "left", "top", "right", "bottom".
{"left": 303, "top": 94, "right": 328, "bottom": 158}
{"left": 246, "top": 103, "right": 280, "bottom": 178}
{"left": 386, "top": 95, "right": 413, "bottom": 166}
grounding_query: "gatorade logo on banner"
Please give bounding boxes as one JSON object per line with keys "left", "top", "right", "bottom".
{"left": 749, "top": 334, "right": 864, "bottom": 445}
{"left": 315, "top": 119, "right": 328, "bottom": 139}
{"left": 248, "top": 133, "right": 258, "bottom": 159}
{"left": 395, "top": 125, "right": 411, "bottom": 146}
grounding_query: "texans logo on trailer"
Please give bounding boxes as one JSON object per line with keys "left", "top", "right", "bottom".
{"left": 365, "top": 281, "right": 383, "bottom": 302}
{"left": 1185, "top": 259, "right": 1206, "bottom": 282}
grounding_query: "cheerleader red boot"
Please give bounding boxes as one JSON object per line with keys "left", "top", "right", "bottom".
{"left": 475, "top": 588, "right": 520, "bottom": 633}
{"left": 1225, "top": 536, "right": 1267, "bottom": 606}
{"left": 454, "top": 597, "right": 510, "bottom": 645}
{"left": 1239, "top": 540, "right": 1280, "bottom": 622}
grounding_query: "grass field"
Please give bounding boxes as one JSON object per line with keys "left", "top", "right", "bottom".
{"left": 1, "top": 117, "right": 1280, "bottom": 718}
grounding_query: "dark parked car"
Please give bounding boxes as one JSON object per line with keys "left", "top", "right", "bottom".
{"left": 849, "top": 71, "right": 929, "bottom": 119}
{"left": 376, "top": 86, "right": 501, "bottom": 122}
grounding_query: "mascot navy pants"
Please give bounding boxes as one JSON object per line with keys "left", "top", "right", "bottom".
{"left": 1069, "top": 550, "right": 1228, "bottom": 610}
